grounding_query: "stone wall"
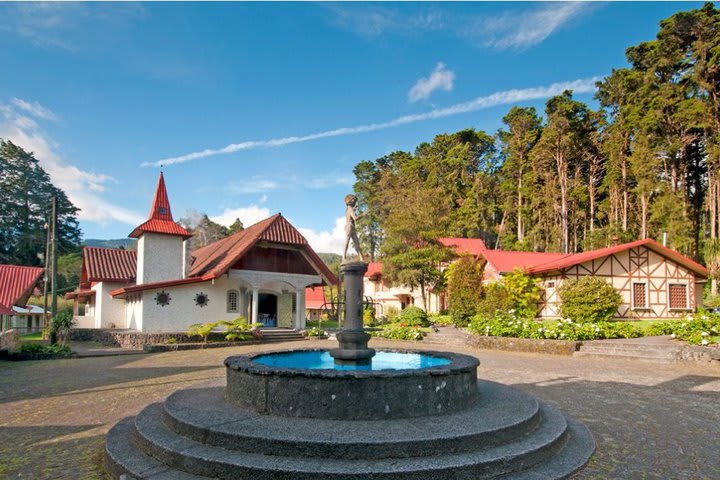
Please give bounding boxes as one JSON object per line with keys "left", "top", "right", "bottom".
{"left": 466, "top": 335, "right": 581, "bottom": 356}
{"left": 67, "top": 328, "right": 231, "bottom": 350}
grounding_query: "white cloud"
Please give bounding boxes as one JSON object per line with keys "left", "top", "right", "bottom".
{"left": 146, "top": 76, "right": 600, "bottom": 167}
{"left": 11, "top": 98, "right": 57, "bottom": 120}
{"left": 210, "top": 206, "right": 272, "bottom": 229}
{"left": 0, "top": 99, "right": 145, "bottom": 226}
{"left": 325, "top": 5, "right": 444, "bottom": 38}
{"left": 408, "top": 63, "right": 455, "bottom": 103}
{"left": 225, "top": 178, "right": 279, "bottom": 194}
{"left": 297, "top": 217, "right": 346, "bottom": 255}
{"left": 479, "top": 3, "right": 591, "bottom": 50}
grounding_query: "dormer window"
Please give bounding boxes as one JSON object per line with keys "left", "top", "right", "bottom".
{"left": 158, "top": 207, "right": 167, "bottom": 215}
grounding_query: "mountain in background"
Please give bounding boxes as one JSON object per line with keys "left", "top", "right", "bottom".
{"left": 83, "top": 238, "right": 137, "bottom": 249}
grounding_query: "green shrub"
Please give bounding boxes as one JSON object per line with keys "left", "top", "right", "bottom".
{"left": 468, "top": 314, "right": 644, "bottom": 341}
{"left": 219, "top": 317, "right": 261, "bottom": 342}
{"left": 476, "top": 282, "right": 513, "bottom": 318}
{"left": 384, "top": 305, "right": 400, "bottom": 323}
{"left": 369, "top": 324, "right": 425, "bottom": 341}
{"left": 50, "top": 310, "right": 75, "bottom": 346}
{"left": 447, "top": 256, "right": 483, "bottom": 326}
{"left": 398, "top": 306, "right": 429, "bottom": 327}
{"left": 502, "top": 269, "right": 542, "bottom": 319}
{"left": 363, "top": 307, "right": 377, "bottom": 326}
{"left": 558, "top": 277, "right": 622, "bottom": 323}
{"left": 20, "top": 343, "right": 71, "bottom": 354}
{"left": 306, "top": 327, "right": 326, "bottom": 337}
{"left": 430, "top": 315, "right": 454, "bottom": 326}
{"left": 647, "top": 312, "right": 720, "bottom": 345}
{"left": 187, "top": 322, "right": 219, "bottom": 342}
{"left": 166, "top": 337, "right": 177, "bottom": 344}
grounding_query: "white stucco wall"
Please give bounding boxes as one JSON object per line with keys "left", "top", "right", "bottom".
{"left": 137, "top": 233, "right": 185, "bottom": 284}
{"left": 94, "top": 282, "right": 127, "bottom": 328}
{"left": 124, "top": 294, "right": 144, "bottom": 330}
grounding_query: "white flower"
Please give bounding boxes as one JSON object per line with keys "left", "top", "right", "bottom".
{"left": 701, "top": 339, "right": 709, "bottom": 346}
{"left": 508, "top": 309, "right": 516, "bottom": 314}
{"left": 701, "top": 332, "right": 709, "bottom": 337}
{"left": 701, "top": 315, "right": 708, "bottom": 320}
{"left": 681, "top": 323, "right": 687, "bottom": 328}
{"left": 711, "top": 327, "right": 718, "bottom": 333}
{"left": 595, "top": 327, "right": 601, "bottom": 333}
{"left": 670, "top": 333, "right": 676, "bottom": 339}
{"left": 560, "top": 333, "right": 565, "bottom": 338}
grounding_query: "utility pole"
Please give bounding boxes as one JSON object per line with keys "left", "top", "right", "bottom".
{"left": 51, "top": 196, "right": 58, "bottom": 318}
{"left": 42, "top": 214, "right": 50, "bottom": 337}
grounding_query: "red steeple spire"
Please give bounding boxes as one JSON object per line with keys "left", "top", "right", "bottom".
{"left": 148, "top": 172, "right": 174, "bottom": 222}
{"left": 129, "top": 172, "right": 192, "bottom": 239}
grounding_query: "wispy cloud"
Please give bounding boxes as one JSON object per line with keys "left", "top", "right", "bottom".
{"left": 325, "top": 3, "right": 594, "bottom": 51}
{"left": 0, "top": 99, "right": 144, "bottom": 226}
{"left": 11, "top": 98, "right": 57, "bottom": 121}
{"left": 0, "top": 2, "right": 145, "bottom": 51}
{"left": 210, "top": 206, "right": 272, "bottom": 229}
{"left": 409, "top": 62, "right": 455, "bottom": 103}
{"left": 225, "top": 178, "right": 279, "bottom": 194}
{"left": 476, "top": 3, "right": 592, "bottom": 50}
{"left": 146, "top": 76, "right": 600, "bottom": 167}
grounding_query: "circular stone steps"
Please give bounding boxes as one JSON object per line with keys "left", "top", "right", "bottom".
{"left": 106, "top": 381, "right": 594, "bottom": 479}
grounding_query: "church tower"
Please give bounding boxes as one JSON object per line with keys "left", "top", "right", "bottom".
{"left": 129, "top": 172, "right": 192, "bottom": 285}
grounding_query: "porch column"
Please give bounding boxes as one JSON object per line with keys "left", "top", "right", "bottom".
{"left": 251, "top": 288, "right": 259, "bottom": 325}
{"left": 295, "top": 287, "right": 306, "bottom": 330}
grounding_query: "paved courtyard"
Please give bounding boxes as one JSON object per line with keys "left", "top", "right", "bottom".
{"left": 0, "top": 339, "right": 718, "bottom": 479}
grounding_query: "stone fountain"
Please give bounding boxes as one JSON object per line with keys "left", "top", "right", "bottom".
{"left": 105, "top": 260, "right": 595, "bottom": 479}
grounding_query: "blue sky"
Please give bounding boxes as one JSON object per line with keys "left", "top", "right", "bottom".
{"left": 0, "top": 2, "right": 703, "bottom": 253}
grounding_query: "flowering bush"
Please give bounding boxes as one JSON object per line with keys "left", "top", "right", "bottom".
{"left": 369, "top": 324, "right": 425, "bottom": 341}
{"left": 467, "top": 312, "right": 644, "bottom": 341}
{"left": 306, "top": 327, "right": 326, "bottom": 337}
{"left": 558, "top": 277, "right": 623, "bottom": 323}
{"left": 647, "top": 312, "right": 720, "bottom": 346}
{"left": 476, "top": 270, "right": 541, "bottom": 321}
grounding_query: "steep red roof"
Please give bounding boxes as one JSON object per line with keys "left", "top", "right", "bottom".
{"left": 0, "top": 264, "right": 44, "bottom": 311}
{"left": 110, "top": 276, "right": 211, "bottom": 297}
{"left": 365, "top": 262, "right": 382, "bottom": 279}
{"left": 129, "top": 172, "right": 192, "bottom": 239}
{"left": 305, "top": 286, "right": 327, "bottom": 309}
{"left": 527, "top": 238, "right": 709, "bottom": 278}
{"left": 438, "top": 237, "right": 488, "bottom": 256}
{"left": 82, "top": 247, "right": 136, "bottom": 282}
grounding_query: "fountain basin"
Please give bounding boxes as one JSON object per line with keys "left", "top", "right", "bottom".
{"left": 224, "top": 348, "right": 479, "bottom": 420}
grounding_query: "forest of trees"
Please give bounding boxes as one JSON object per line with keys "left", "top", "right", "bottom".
{"left": 353, "top": 4, "right": 720, "bottom": 289}
{"left": 0, "top": 139, "right": 82, "bottom": 267}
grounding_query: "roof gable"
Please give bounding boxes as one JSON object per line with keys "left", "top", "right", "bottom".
{"left": 0, "top": 264, "right": 44, "bottom": 309}
{"left": 527, "top": 239, "right": 709, "bottom": 278}
{"left": 438, "top": 238, "right": 487, "bottom": 256}
{"left": 189, "top": 214, "right": 338, "bottom": 285}
{"left": 82, "top": 247, "right": 137, "bottom": 283}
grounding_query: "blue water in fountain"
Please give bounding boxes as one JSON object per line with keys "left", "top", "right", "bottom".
{"left": 254, "top": 350, "right": 451, "bottom": 371}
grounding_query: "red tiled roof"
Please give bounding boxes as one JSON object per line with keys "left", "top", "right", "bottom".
{"left": 527, "top": 238, "right": 709, "bottom": 278}
{"left": 438, "top": 237, "right": 488, "bottom": 256}
{"left": 0, "top": 264, "right": 44, "bottom": 310}
{"left": 129, "top": 172, "right": 192, "bottom": 239}
{"left": 83, "top": 247, "right": 137, "bottom": 282}
{"left": 483, "top": 250, "right": 569, "bottom": 274}
{"left": 365, "top": 262, "right": 382, "bottom": 278}
{"left": 110, "top": 276, "right": 211, "bottom": 297}
{"left": 305, "top": 286, "right": 327, "bottom": 309}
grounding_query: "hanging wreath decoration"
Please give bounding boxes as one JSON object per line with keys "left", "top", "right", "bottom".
{"left": 194, "top": 292, "right": 210, "bottom": 308}
{"left": 155, "top": 291, "right": 171, "bottom": 307}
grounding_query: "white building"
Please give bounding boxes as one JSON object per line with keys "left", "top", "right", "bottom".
{"left": 67, "top": 173, "right": 337, "bottom": 332}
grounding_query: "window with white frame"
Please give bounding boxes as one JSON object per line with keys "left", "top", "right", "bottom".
{"left": 632, "top": 282, "right": 648, "bottom": 309}
{"left": 227, "top": 290, "right": 239, "bottom": 313}
{"left": 668, "top": 283, "right": 688, "bottom": 310}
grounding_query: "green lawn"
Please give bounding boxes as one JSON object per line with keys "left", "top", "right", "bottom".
{"left": 306, "top": 320, "right": 340, "bottom": 329}
{"left": 19, "top": 332, "right": 43, "bottom": 341}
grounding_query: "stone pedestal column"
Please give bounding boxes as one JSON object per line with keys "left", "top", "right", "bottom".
{"left": 251, "top": 288, "right": 259, "bottom": 325}
{"left": 330, "top": 261, "right": 375, "bottom": 365}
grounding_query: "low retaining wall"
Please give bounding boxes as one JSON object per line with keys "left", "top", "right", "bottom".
{"left": 144, "top": 340, "right": 259, "bottom": 353}
{"left": 466, "top": 335, "right": 581, "bottom": 356}
{"left": 68, "top": 329, "right": 232, "bottom": 350}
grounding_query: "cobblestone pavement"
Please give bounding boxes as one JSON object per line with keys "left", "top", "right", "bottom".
{"left": 1, "top": 339, "right": 718, "bottom": 479}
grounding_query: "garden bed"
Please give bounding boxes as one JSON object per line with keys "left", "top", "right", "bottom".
{"left": 143, "top": 340, "right": 260, "bottom": 353}
{"left": 466, "top": 335, "right": 581, "bottom": 356}
{"left": 0, "top": 350, "right": 76, "bottom": 361}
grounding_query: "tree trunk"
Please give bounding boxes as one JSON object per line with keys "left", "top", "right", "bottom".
{"left": 517, "top": 174, "right": 524, "bottom": 242}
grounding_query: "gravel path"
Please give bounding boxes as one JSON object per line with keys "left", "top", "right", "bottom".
{"left": 1, "top": 338, "right": 718, "bottom": 479}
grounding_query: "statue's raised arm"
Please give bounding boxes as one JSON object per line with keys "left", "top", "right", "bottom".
{"left": 342, "top": 194, "right": 366, "bottom": 261}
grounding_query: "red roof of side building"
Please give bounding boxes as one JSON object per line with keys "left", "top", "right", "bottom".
{"left": 305, "top": 286, "right": 327, "bottom": 309}
{"left": 365, "top": 262, "right": 382, "bottom": 279}
{"left": 437, "top": 237, "right": 488, "bottom": 256}
{"left": 0, "top": 265, "right": 44, "bottom": 312}
{"left": 82, "top": 247, "right": 137, "bottom": 282}
{"left": 482, "top": 250, "right": 570, "bottom": 274}
{"left": 527, "top": 238, "right": 709, "bottom": 278}
{"left": 129, "top": 172, "right": 192, "bottom": 239}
